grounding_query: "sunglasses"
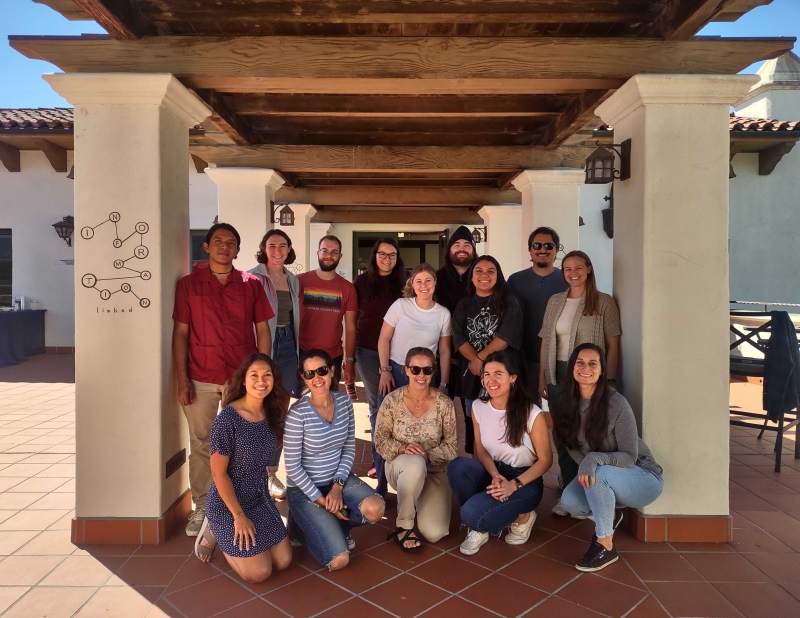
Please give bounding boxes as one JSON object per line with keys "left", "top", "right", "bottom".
{"left": 530, "top": 242, "right": 557, "bottom": 251}
{"left": 407, "top": 366, "right": 435, "bottom": 376}
{"left": 302, "top": 366, "right": 332, "bottom": 380}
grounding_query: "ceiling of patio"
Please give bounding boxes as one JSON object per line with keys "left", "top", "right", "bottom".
{"left": 15, "top": 0, "right": 796, "bottom": 223}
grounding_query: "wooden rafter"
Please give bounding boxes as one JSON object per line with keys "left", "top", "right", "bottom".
{"left": 189, "top": 89, "right": 254, "bottom": 146}
{"left": 645, "top": 0, "right": 739, "bottom": 40}
{"left": 34, "top": 139, "right": 68, "bottom": 172}
{"left": 0, "top": 142, "right": 21, "bottom": 172}
{"left": 545, "top": 89, "right": 614, "bottom": 146}
{"left": 275, "top": 186, "right": 520, "bottom": 206}
{"left": 69, "top": 0, "right": 156, "bottom": 39}
{"left": 313, "top": 208, "right": 484, "bottom": 225}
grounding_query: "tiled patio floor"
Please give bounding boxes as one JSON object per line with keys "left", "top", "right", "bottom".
{"left": 1, "top": 355, "right": 799, "bottom": 618}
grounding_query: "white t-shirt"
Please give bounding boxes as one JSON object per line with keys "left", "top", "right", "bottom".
{"left": 472, "top": 399, "right": 542, "bottom": 468}
{"left": 556, "top": 296, "right": 581, "bottom": 361}
{"left": 383, "top": 297, "right": 452, "bottom": 364}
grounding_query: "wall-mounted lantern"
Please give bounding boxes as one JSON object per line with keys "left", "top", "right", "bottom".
{"left": 585, "top": 139, "right": 631, "bottom": 184}
{"left": 471, "top": 227, "right": 487, "bottom": 244}
{"left": 52, "top": 215, "right": 74, "bottom": 247}
{"left": 271, "top": 202, "right": 295, "bottom": 226}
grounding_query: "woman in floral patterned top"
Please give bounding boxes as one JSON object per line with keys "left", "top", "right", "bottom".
{"left": 375, "top": 347, "right": 458, "bottom": 552}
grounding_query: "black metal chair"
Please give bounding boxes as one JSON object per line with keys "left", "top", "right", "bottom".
{"left": 730, "top": 310, "right": 800, "bottom": 472}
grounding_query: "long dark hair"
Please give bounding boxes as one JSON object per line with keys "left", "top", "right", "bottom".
{"left": 223, "top": 353, "right": 289, "bottom": 439}
{"left": 480, "top": 350, "right": 533, "bottom": 448}
{"left": 554, "top": 343, "right": 611, "bottom": 452}
{"left": 366, "top": 238, "right": 405, "bottom": 300}
{"left": 256, "top": 229, "right": 296, "bottom": 265}
{"left": 467, "top": 255, "right": 511, "bottom": 322}
{"left": 562, "top": 250, "right": 599, "bottom": 316}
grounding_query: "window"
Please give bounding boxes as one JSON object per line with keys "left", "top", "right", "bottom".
{"left": 0, "top": 230, "right": 10, "bottom": 306}
{"left": 190, "top": 230, "right": 209, "bottom": 271}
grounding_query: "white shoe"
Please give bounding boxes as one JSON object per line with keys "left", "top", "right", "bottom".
{"left": 460, "top": 529, "right": 489, "bottom": 556}
{"left": 268, "top": 475, "right": 287, "bottom": 500}
{"left": 551, "top": 499, "right": 569, "bottom": 517}
{"left": 346, "top": 535, "right": 356, "bottom": 551}
{"left": 505, "top": 511, "right": 537, "bottom": 545}
{"left": 186, "top": 507, "right": 206, "bottom": 537}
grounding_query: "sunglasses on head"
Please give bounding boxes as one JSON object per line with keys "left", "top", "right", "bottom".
{"left": 302, "top": 366, "right": 332, "bottom": 380}
{"left": 407, "top": 365, "right": 435, "bottom": 376}
{"left": 530, "top": 242, "right": 557, "bottom": 251}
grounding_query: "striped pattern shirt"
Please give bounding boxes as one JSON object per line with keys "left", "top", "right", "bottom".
{"left": 284, "top": 391, "right": 356, "bottom": 502}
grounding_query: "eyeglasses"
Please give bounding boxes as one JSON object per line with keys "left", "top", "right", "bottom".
{"left": 302, "top": 366, "right": 332, "bottom": 380}
{"left": 407, "top": 366, "right": 435, "bottom": 376}
{"left": 530, "top": 242, "right": 556, "bottom": 251}
{"left": 376, "top": 252, "right": 398, "bottom": 260}
{"left": 318, "top": 249, "right": 341, "bottom": 257}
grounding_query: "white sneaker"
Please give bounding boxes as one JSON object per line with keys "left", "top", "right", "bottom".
{"left": 551, "top": 499, "right": 569, "bottom": 517}
{"left": 505, "top": 511, "right": 537, "bottom": 545}
{"left": 268, "top": 475, "right": 287, "bottom": 500}
{"left": 186, "top": 507, "right": 205, "bottom": 537}
{"left": 460, "top": 529, "right": 489, "bottom": 555}
{"left": 346, "top": 535, "right": 356, "bottom": 551}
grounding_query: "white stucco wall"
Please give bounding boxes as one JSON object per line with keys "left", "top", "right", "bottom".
{"left": 0, "top": 150, "right": 76, "bottom": 347}
{"left": 188, "top": 161, "right": 218, "bottom": 230}
{"left": 578, "top": 184, "right": 614, "bottom": 294}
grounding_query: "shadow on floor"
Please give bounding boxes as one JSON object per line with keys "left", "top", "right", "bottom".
{"left": 0, "top": 353, "right": 75, "bottom": 383}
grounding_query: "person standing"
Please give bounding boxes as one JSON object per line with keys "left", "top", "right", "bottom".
{"left": 249, "top": 229, "right": 300, "bottom": 500}
{"left": 452, "top": 256, "right": 523, "bottom": 453}
{"left": 298, "top": 235, "right": 358, "bottom": 391}
{"left": 508, "top": 227, "right": 568, "bottom": 403}
{"left": 539, "top": 250, "right": 621, "bottom": 516}
{"left": 353, "top": 239, "right": 406, "bottom": 493}
{"left": 173, "top": 223, "right": 273, "bottom": 536}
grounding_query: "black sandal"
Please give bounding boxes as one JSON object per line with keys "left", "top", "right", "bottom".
{"left": 387, "top": 527, "right": 424, "bottom": 553}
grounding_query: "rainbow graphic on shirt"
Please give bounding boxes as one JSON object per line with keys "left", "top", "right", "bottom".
{"left": 303, "top": 288, "right": 343, "bottom": 311}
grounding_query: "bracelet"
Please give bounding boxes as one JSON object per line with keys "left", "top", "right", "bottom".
{"left": 233, "top": 512, "right": 245, "bottom": 521}
{"left": 379, "top": 366, "right": 392, "bottom": 373}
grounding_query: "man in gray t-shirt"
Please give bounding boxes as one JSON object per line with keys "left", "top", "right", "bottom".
{"left": 508, "top": 227, "right": 568, "bottom": 401}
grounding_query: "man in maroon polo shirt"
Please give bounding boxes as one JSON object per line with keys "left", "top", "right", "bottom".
{"left": 172, "top": 223, "right": 273, "bottom": 536}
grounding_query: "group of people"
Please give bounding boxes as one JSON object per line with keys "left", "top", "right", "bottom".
{"left": 172, "top": 222, "right": 664, "bottom": 583}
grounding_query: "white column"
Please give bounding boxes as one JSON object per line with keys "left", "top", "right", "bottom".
{"left": 278, "top": 204, "right": 315, "bottom": 274}
{"left": 205, "top": 167, "right": 285, "bottom": 272}
{"left": 308, "top": 222, "right": 333, "bottom": 273}
{"left": 44, "top": 73, "right": 210, "bottom": 522}
{"left": 596, "top": 75, "right": 757, "bottom": 520}
{"left": 512, "top": 168, "right": 584, "bottom": 267}
{"left": 477, "top": 205, "right": 522, "bottom": 275}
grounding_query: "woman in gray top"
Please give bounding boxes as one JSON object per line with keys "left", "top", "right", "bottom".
{"left": 555, "top": 343, "right": 663, "bottom": 573}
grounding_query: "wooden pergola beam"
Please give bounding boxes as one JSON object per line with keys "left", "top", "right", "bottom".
{"left": 646, "top": 0, "right": 740, "bottom": 40}
{"left": 190, "top": 88, "right": 253, "bottom": 146}
{"left": 0, "top": 142, "right": 21, "bottom": 172}
{"left": 276, "top": 186, "right": 520, "bottom": 206}
{"left": 69, "top": 0, "right": 156, "bottom": 39}
{"left": 34, "top": 138, "right": 69, "bottom": 172}
{"left": 189, "top": 144, "right": 592, "bottom": 172}
{"left": 545, "top": 89, "right": 613, "bottom": 146}
{"left": 313, "top": 208, "right": 484, "bottom": 225}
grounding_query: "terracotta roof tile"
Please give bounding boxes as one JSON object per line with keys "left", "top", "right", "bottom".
{"left": 0, "top": 108, "right": 73, "bottom": 130}
{"left": 729, "top": 112, "right": 800, "bottom": 132}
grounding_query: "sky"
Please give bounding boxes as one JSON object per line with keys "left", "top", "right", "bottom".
{"left": 0, "top": 0, "right": 799, "bottom": 108}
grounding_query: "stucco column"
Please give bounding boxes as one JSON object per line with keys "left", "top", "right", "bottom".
{"left": 205, "top": 167, "right": 284, "bottom": 272}
{"left": 477, "top": 205, "right": 522, "bottom": 275}
{"left": 44, "top": 73, "right": 210, "bottom": 542}
{"left": 595, "top": 74, "right": 758, "bottom": 542}
{"left": 512, "top": 168, "right": 584, "bottom": 267}
{"left": 308, "top": 222, "right": 333, "bottom": 272}
{"left": 278, "top": 204, "right": 315, "bottom": 274}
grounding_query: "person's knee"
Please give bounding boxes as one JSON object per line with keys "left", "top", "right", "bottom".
{"left": 328, "top": 551, "right": 349, "bottom": 571}
{"left": 240, "top": 563, "right": 272, "bottom": 584}
{"left": 360, "top": 495, "right": 385, "bottom": 523}
{"left": 273, "top": 550, "right": 292, "bottom": 572}
{"left": 592, "top": 466, "right": 614, "bottom": 487}
{"left": 418, "top": 520, "right": 449, "bottom": 543}
{"left": 561, "top": 485, "right": 590, "bottom": 516}
{"left": 396, "top": 457, "right": 427, "bottom": 486}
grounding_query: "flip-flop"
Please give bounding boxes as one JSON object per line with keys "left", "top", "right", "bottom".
{"left": 194, "top": 517, "right": 217, "bottom": 561}
{"left": 387, "top": 527, "right": 423, "bottom": 553}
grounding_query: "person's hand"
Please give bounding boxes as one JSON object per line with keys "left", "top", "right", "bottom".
{"left": 578, "top": 474, "right": 595, "bottom": 490}
{"left": 405, "top": 442, "right": 427, "bottom": 460}
{"left": 178, "top": 379, "right": 195, "bottom": 406}
{"left": 379, "top": 371, "right": 395, "bottom": 396}
{"left": 325, "top": 484, "right": 344, "bottom": 514}
{"left": 538, "top": 376, "right": 549, "bottom": 400}
{"left": 469, "top": 357, "right": 483, "bottom": 376}
{"left": 486, "top": 475, "right": 515, "bottom": 501}
{"left": 343, "top": 361, "right": 356, "bottom": 384}
{"left": 437, "top": 384, "right": 448, "bottom": 394}
{"left": 233, "top": 514, "right": 257, "bottom": 551}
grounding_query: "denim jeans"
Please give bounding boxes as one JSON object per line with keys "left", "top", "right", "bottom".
{"left": 548, "top": 360, "right": 579, "bottom": 487}
{"left": 356, "top": 347, "right": 387, "bottom": 494}
{"left": 269, "top": 325, "right": 298, "bottom": 470}
{"left": 447, "top": 457, "right": 544, "bottom": 535}
{"left": 390, "top": 360, "right": 409, "bottom": 391}
{"left": 561, "top": 465, "right": 664, "bottom": 538}
{"left": 287, "top": 473, "right": 382, "bottom": 569}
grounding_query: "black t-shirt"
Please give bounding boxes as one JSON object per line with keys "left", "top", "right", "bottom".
{"left": 435, "top": 265, "right": 471, "bottom": 315}
{"left": 507, "top": 267, "right": 569, "bottom": 362}
{"left": 452, "top": 293, "right": 524, "bottom": 353}
{"left": 353, "top": 272, "right": 401, "bottom": 351}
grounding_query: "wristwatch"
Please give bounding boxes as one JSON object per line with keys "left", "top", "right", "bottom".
{"left": 346, "top": 357, "right": 356, "bottom": 362}
{"left": 334, "top": 478, "right": 346, "bottom": 487}
{"left": 440, "top": 382, "right": 448, "bottom": 388}
{"left": 514, "top": 479, "right": 524, "bottom": 491}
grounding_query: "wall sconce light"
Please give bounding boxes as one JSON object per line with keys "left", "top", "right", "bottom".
{"left": 471, "top": 227, "right": 487, "bottom": 244}
{"left": 271, "top": 202, "right": 295, "bottom": 226}
{"left": 585, "top": 139, "right": 631, "bottom": 184}
{"left": 52, "top": 215, "right": 74, "bottom": 247}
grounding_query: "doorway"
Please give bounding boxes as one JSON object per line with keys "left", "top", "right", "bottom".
{"left": 353, "top": 231, "right": 448, "bottom": 278}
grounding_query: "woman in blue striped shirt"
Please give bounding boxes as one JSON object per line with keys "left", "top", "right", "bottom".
{"left": 285, "top": 349, "right": 385, "bottom": 570}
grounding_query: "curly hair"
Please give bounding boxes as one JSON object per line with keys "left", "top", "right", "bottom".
{"left": 255, "top": 229, "right": 296, "bottom": 265}
{"left": 223, "top": 353, "right": 290, "bottom": 439}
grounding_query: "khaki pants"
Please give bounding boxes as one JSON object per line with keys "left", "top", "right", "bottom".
{"left": 385, "top": 455, "right": 451, "bottom": 543}
{"left": 180, "top": 380, "right": 224, "bottom": 510}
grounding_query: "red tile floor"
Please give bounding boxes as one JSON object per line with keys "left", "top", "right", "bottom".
{"left": 1, "top": 356, "right": 799, "bottom": 617}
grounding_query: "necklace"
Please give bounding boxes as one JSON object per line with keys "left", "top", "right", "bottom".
{"left": 404, "top": 386, "right": 431, "bottom": 410}
{"left": 210, "top": 268, "right": 233, "bottom": 277}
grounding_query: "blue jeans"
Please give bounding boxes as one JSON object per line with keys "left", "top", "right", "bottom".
{"left": 269, "top": 325, "right": 298, "bottom": 470}
{"left": 356, "top": 347, "right": 387, "bottom": 494}
{"left": 448, "top": 457, "right": 544, "bottom": 535}
{"left": 390, "top": 360, "right": 409, "bottom": 391}
{"left": 287, "top": 473, "right": 382, "bottom": 569}
{"left": 561, "top": 465, "right": 664, "bottom": 538}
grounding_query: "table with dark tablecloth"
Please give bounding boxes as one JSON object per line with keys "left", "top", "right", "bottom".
{"left": 0, "top": 310, "right": 46, "bottom": 368}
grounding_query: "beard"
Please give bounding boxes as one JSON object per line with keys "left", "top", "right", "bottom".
{"left": 534, "top": 260, "right": 550, "bottom": 269}
{"left": 450, "top": 252, "right": 473, "bottom": 267}
{"left": 318, "top": 258, "right": 341, "bottom": 272}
